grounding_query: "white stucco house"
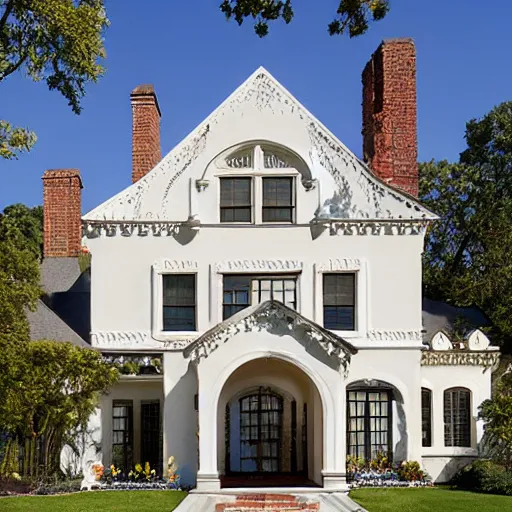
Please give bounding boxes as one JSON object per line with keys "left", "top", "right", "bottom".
{"left": 34, "top": 38, "right": 500, "bottom": 492}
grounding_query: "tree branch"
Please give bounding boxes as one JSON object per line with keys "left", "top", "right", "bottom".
{"left": 0, "top": 52, "right": 28, "bottom": 81}
{"left": 0, "top": 0, "right": 15, "bottom": 33}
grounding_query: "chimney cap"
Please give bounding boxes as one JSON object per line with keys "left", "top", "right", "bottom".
{"left": 42, "top": 169, "right": 83, "bottom": 188}
{"left": 130, "top": 83, "right": 161, "bottom": 116}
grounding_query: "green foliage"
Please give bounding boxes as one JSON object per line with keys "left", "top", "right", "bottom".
{"left": 397, "top": 460, "right": 427, "bottom": 482}
{"left": 220, "top": 0, "right": 389, "bottom": 38}
{"left": 420, "top": 102, "right": 512, "bottom": 351}
{"left": 455, "top": 459, "right": 512, "bottom": 496}
{"left": 0, "top": 0, "right": 109, "bottom": 158}
{"left": 479, "top": 373, "right": 512, "bottom": 470}
{"left": 0, "top": 203, "right": 43, "bottom": 259}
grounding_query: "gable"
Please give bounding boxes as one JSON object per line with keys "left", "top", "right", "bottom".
{"left": 83, "top": 67, "right": 436, "bottom": 225}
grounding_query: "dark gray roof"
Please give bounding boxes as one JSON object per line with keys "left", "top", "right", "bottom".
{"left": 422, "top": 298, "right": 490, "bottom": 342}
{"left": 40, "top": 257, "right": 82, "bottom": 294}
{"left": 28, "top": 258, "right": 91, "bottom": 347}
{"left": 28, "top": 299, "right": 89, "bottom": 347}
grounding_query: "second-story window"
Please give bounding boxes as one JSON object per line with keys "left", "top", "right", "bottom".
{"left": 163, "top": 274, "right": 196, "bottom": 331}
{"left": 323, "top": 273, "right": 356, "bottom": 330}
{"left": 262, "top": 177, "right": 294, "bottom": 223}
{"left": 223, "top": 274, "right": 297, "bottom": 320}
{"left": 220, "top": 177, "right": 252, "bottom": 223}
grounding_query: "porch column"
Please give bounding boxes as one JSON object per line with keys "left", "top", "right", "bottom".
{"left": 196, "top": 360, "right": 221, "bottom": 491}
{"left": 322, "top": 373, "right": 348, "bottom": 490}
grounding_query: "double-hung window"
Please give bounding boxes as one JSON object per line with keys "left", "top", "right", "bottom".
{"left": 223, "top": 274, "right": 297, "bottom": 320}
{"left": 444, "top": 388, "right": 471, "bottom": 447}
{"left": 162, "top": 274, "right": 196, "bottom": 331}
{"left": 323, "top": 273, "right": 356, "bottom": 330}
{"left": 220, "top": 177, "right": 252, "bottom": 223}
{"left": 262, "top": 177, "right": 294, "bottom": 223}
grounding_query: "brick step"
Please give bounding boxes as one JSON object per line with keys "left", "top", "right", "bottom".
{"left": 216, "top": 494, "right": 320, "bottom": 511}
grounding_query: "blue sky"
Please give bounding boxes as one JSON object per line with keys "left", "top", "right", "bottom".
{"left": 1, "top": 0, "right": 511, "bottom": 212}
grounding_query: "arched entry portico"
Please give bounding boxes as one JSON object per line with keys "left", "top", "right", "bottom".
{"left": 183, "top": 300, "right": 357, "bottom": 492}
{"left": 217, "top": 357, "right": 323, "bottom": 487}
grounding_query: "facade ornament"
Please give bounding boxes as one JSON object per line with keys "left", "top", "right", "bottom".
{"left": 153, "top": 259, "right": 198, "bottom": 272}
{"left": 215, "top": 259, "right": 303, "bottom": 273}
{"left": 467, "top": 329, "right": 491, "bottom": 351}
{"left": 431, "top": 331, "right": 453, "bottom": 351}
{"left": 195, "top": 179, "right": 210, "bottom": 192}
{"left": 83, "top": 221, "right": 181, "bottom": 238}
{"left": 421, "top": 350, "right": 500, "bottom": 369}
{"left": 301, "top": 178, "right": 317, "bottom": 191}
{"left": 316, "top": 258, "right": 361, "bottom": 272}
{"left": 329, "top": 221, "right": 429, "bottom": 236}
{"left": 184, "top": 301, "right": 357, "bottom": 374}
{"left": 90, "top": 331, "right": 196, "bottom": 350}
{"left": 367, "top": 329, "right": 423, "bottom": 342}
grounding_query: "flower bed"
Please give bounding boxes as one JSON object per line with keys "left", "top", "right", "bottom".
{"left": 347, "top": 454, "right": 432, "bottom": 488}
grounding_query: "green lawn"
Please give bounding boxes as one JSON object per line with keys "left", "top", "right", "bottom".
{"left": 0, "top": 490, "right": 187, "bottom": 511}
{"left": 350, "top": 487, "right": 512, "bottom": 512}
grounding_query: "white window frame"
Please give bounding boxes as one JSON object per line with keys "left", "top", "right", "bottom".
{"left": 314, "top": 258, "right": 368, "bottom": 339}
{"left": 210, "top": 260, "right": 304, "bottom": 325}
{"left": 215, "top": 145, "right": 299, "bottom": 225}
{"left": 151, "top": 259, "right": 200, "bottom": 341}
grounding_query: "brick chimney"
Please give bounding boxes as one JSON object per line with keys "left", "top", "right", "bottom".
{"left": 362, "top": 38, "right": 418, "bottom": 196}
{"left": 131, "top": 84, "right": 161, "bottom": 183}
{"left": 42, "top": 169, "right": 83, "bottom": 258}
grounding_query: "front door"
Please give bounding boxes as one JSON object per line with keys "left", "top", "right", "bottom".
{"left": 239, "top": 391, "right": 283, "bottom": 472}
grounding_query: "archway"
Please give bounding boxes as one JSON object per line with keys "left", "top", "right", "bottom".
{"left": 217, "top": 357, "right": 323, "bottom": 487}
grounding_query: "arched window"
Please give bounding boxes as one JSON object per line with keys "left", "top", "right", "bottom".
{"left": 421, "top": 388, "right": 432, "bottom": 447}
{"left": 444, "top": 387, "right": 471, "bottom": 447}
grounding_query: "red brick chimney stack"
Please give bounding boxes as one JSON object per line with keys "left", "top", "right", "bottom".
{"left": 42, "top": 169, "right": 83, "bottom": 258}
{"left": 362, "top": 38, "right": 418, "bottom": 197}
{"left": 131, "top": 84, "right": 161, "bottom": 183}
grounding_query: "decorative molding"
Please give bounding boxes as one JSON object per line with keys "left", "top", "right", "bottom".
{"left": 153, "top": 259, "right": 198, "bottom": 272}
{"left": 328, "top": 221, "right": 429, "bottom": 236}
{"left": 431, "top": 331, "right": 453, "bottom": 351}
{"left": 215, "top": 259, "right": 303, "bottom": 273}
{"left": 84, "top": 222, "right": 181, "bottom": 238}
{"left": 302, "top": 178, "right": 317, "bottom": 191}
{"left": 421, "top": 350, "right": 500, "bottom": 368}
{"left": 367, "top": 329, "right": 423, "bottom": 342}
{"left": 185, "top": 301, "right": 357, "bottom": 373}
{"left": 90, "top": 331, "right": 196, "bottom": 350}
{"left": 467, "top": 329, "right": 491, "bottom": 351}
{"left": 316, "top": 258, "right": 361, "bottom": 272}
{"left": 195, "top": 179, "right": 210, "bottom": 192}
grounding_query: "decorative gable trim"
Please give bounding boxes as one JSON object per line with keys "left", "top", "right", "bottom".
{"left": 421, "top": 351, "right": 500, "bottom": 368}
{"left": 215, "top": 259, "right": 302, "bottom": 273}
{"left": 184, "top": 300, "right": 357, "bottom": 372}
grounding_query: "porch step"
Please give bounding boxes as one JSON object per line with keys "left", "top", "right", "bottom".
{"left": 215, "top": 494, "right": 320, "bottom": 511}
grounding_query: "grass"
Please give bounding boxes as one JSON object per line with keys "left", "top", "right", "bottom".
{"left": 350, "top": 487, "right": 512, "bottom": 512}
{"left": 0, "top": 490, "right": 187, "bottom": 511}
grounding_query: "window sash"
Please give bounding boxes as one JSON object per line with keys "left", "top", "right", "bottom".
{"left": 162, "top": 274, "right": 196, "bottom": 331}
{"left": 347, "top": 390, "right": 392, "bottom": 461}
{"left": 222, "top": 274, "right": 297, "bottom": 320}
{"left": 444, "top": 388, "right": 471, "bottom": 447}
{"left": 262, "top": 177, "right": 294, "bottom": 223}
{"left": 421, "top": 388, "right": 432, "bottom": 447}
{"left": 220, "top": 178, "right": 252, "bottom": 223}
{"left": 112, "top": 400, "right": 133, "bottom": 472}
{"left": 323, "top": 273, "right": 356, "bottom": 330}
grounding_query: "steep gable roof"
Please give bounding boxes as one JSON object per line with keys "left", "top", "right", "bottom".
{"left": 84, "top": 67, "right": 436, "bottom": 224}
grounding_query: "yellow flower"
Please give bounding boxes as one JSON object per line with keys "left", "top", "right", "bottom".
{"left": 135, "top": 463, "right": 143, "bottom": 473}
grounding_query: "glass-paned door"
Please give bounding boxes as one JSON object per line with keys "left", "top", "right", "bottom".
{"left": 239, "top": 391, "right": 283, "bottom": 472}
{"left": 141, "top": 401, "right": 161, "bottom": 474}
{"left": 347, "top": 390, "right": 392, "bottom": 460}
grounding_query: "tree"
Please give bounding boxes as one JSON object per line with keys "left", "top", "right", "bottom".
{"left": 420, "top": 102, "right": 512, "bottom": 350}
{"left": 479, "top": 372, "right": 512, "bottom": 470}
{"left": 0, "top": 204, "right": 43, "bottom": 259}
{"left": 0, "top": 0, "right": 108, "bottom": 159}
{"left": 221, "top": 0, "right": 390, "bottom": 37}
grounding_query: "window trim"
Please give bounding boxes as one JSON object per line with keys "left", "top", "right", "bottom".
{"left": 314, "top": 259, "right": 367, "bottom": 338}
{"left": 152, "top": 260, "right": 200, "bottom": 340}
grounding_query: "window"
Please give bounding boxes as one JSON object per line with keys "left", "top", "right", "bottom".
{"left": 223, "top": 274, "right": 297, "bottom": 320}
{"left": 347, "top": 389, "right": 391, "bottom": 460}
{"left": 162, "top": 274, "right": 196, "bottom": 331}
{"left": 421, "top": 388, "right": 432, "bottom": 447}
{"left": 220, "top": 177, "right": 252, "bottom": 222}
{"left": 323, "top": 273, "right": 356, "bottom": 330}
{"left": 262, "top": 177, "right": 294, "bottom": 223}
{"left": 112, "top": 400, "right": 133, "bottom": 472}
{"left": 141, "top": 401, "right": 161, "bottom": 473}
{"left": 444, "top": 388, "right": 471, "bottom": 447}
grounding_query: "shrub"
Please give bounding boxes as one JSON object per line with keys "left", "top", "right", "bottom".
{"left": 397, "top": 460, "right": 427, "bottom": 482}
{"left": 455, "top": 459, "right": 512, "bottom": 496}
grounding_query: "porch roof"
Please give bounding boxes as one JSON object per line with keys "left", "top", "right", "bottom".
{"left": 184, "top": 300, "right": 357, "bottom": 366}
